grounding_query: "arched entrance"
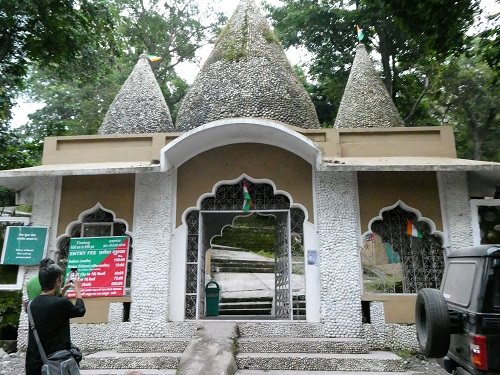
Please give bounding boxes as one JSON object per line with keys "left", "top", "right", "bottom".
{"left": 183, "top": 178, "right": 306, "bottom": 320}
{"left": 361, "top": 201, "right": 445, "bottom": 294}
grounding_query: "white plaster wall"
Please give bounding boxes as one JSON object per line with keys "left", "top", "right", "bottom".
{"left": 315, "top": 171, "right": 363, "bottom": 337}
{"left": 170, "top": 224, "right": 188, "bottom": 321}
{"left": 17, "top": 176, "right": 62, "bottom": 350}
{"left": 304, "top": 221, "right": 320, "bottom": 322}
{"left": 438, "top": 171, "right": 474, "bottom": 251}
{"left": 130, "top": 171, "right": 174, "bottom": 336}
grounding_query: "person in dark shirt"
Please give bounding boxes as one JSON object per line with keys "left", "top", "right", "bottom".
{"left": 25, "top": 264, "right": 86, "bottom": 375}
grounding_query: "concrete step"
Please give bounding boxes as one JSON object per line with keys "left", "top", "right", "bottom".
{"left": 80, "top": 351, "right": 181, "bottom": 370}
{"left": 220, "top": 301, "right": 272, "bottom": 309}
{"left": 116, "top": 338, "right": 190, "bottom": 353}
{"left": 215, "top": 266, "right": 275, "bottom": 273}
{"left": 212, "top": 259, "right": 274, "bottom": 265}
{"left": 236, "top": 371, "right": 418, "bottom": 375}
{"left": 237, "top": 337, "right": 369, "bottom": 354}
{"left": 218, "top": 308, "right": 272, "bottom": 315}
{"left": 222, "top": 296, "right": 273, "bottom": 303}
{"left": 236, "top": 351, "right": 405, "bottom": 372}
{"left": 80, "top": 370, "right": 176, "bottom": 375}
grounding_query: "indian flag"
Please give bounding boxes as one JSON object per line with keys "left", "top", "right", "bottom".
{"left": 147, "top": 54, "right": 162, "bottom": 62}
{"left": 407, "top": 219, "right": 423, "bottom": 238}
{"left": 243, "top": 182, "right": 253, "bottom": 212}
{"left": 357, "top": 25, "right": 365, "bottom": 42}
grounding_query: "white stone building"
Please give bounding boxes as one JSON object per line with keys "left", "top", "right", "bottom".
{"left": 1, "top": 0, "right": 500, "bottom": 354}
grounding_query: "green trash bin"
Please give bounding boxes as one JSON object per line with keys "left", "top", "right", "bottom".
{"left": 205, "top": 281, "right": 220, "bottom": 317}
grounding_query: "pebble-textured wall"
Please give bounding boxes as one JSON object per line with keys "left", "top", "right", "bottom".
{"left": 334, "top": 44, "right": 404, "bottom": 129}
{"left": 98, "top": 55, "right": 174, "bottom": 134}
{"left": 17, "top": 176, "right": 62, "bottom": 350}
{"left": 71, "top": 322, "right": 132, "bottom": 351}
{"left": 438, "top": 171, "right": 474, "bottom": 250}
{"left": 129, "top": 171, "right": 174, "bottom": 337}
{"left": 315, "top": 171, "right": 363, "bottom": 337}
{"left": 175, "top": 0, "right": 320, "bottom": 131}
{"left": 363, "top": 302, "right": 419, "bottom": 352}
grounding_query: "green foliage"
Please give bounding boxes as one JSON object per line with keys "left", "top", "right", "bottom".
{"left": 12, "top": 0, "right": 226, "bottom": 162}
{"left": 0, "top": 0, "right": 121, "bottom": 124}
{"left": 266, "top": 0, "right": 480, "bottom": 126}
{"left": 364, "top": 275, "right": 403, "bottom": 293}
{"left": 211, "top": 214, "right": 276, "bottom": 254}
{"left": 0, "top": 187, "right": 15, "bottom": 207}
{"left": 0, "top": 291, "right": 22, "bottom": 340}
{"left": 0, "top": 123, "right": 36, "bottom": 170}
{"left": 432, "top": 50, "right": 500, "bottom": 161}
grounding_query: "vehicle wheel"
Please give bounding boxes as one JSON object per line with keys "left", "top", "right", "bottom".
{"left": 415, "top": 288, "right": 451, "bottom": 358}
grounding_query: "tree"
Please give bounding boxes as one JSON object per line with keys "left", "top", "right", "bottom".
{"left": 16, "top": 0, "right": 226, "bottom": 163}
{"left": 0, "top": 123, "right": 34, "bottom": 170}
{"left": 265, "top": 0, "right": 480, "bottom": 126}
{"left": 478, "top": 4, "right": 500, "bottom": 81}
{"left": 433, "top": 53, "right": 500, "bottom": 161}
{"left": 0, "top": 0, "right": 120, "bottom": 124}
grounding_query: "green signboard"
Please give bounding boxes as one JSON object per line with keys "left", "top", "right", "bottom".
{"left": 65, "top": 236, "right": 129, "bottom": 298}
{"left": 1, "top": 226, "right": 49, "bottom": 265}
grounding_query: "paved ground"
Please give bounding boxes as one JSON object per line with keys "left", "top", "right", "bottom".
{"left": 0, "top": 350, "right": 450, "bottom": 375}
{"left": 210, "top": 249, "right": 305, "bottom": 300}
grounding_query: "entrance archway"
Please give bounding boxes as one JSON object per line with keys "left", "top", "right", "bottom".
{"left": 183, "top": 178, "right": 306, "bottom": 320}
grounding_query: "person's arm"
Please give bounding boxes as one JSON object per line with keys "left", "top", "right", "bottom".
{"left": 59, "top": 279, "right": 72, "bottom": 297}
{"left": 64, "top": 277, "right": 86, "bottom": 318}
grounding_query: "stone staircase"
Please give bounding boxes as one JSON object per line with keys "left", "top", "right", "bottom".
{"left": 212, "top": 258, "right": 275, "bottom": 273}
{"left": 80, "top": 337, "right": 189, "bottom": 375}
{"left": 219, "top": 296, "right": 273, "bottom": 316}
{"left": 79, "top": 322, "right": 417, "bottom": 375}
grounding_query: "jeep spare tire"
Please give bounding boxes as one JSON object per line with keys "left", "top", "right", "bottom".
{"left": 415, "top": 288, "right": 451, "bottom": 358}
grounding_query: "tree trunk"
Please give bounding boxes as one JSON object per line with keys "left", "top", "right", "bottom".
{"left": 375, "top": 24, "right": 393, "bottom": 97}
{"left": 467, "top": 110, "right": 482, "bottom": 160}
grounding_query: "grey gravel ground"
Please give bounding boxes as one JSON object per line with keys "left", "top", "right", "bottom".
{"left": 0, "top": 350, "right": 450, "bottom": 375}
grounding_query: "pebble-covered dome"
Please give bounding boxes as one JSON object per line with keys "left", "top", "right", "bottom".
{"left": 175, "top": 0, "right": 320, "bottom": 131}
{"left": 98, "top": 55, "right": 174, "bottom": 134}
{"left": 334, "top": 44, "right": 404, "bottom": 128}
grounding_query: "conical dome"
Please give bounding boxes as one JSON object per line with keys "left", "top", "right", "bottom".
{"left": 175, "top": 0, "right": 320, "bottom": 131}
{"left": 334, "top": 44, "right": 404, "bottom": 128}
{"left": 98, "top": 55, "right": 174, "bottom": 134}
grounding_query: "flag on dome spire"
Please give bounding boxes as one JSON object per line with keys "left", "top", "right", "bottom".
{"left": 147, "top": 54, "right": 162, "bottom": 62}
{"left": 357, "top": 25, "right": 365, "bottom": 42}
{"left": 243, "top": 182, "right": 253, "bottom": 212}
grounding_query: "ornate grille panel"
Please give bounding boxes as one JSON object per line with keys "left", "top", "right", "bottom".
{"left": 185, "top": 211, "right": 199, "bottom": 319}
{"left": 367, "top": 205, "right": 444, "bottom": 294}
{"left": 275, "top": 213, "right": 291, "bottom": 319}
{"left": 201, "top": 179, "right": 290, "bottom": 211}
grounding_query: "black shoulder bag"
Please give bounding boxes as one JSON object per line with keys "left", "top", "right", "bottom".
{"left": 27, "top": 301, "right": 81, "bottom": 375}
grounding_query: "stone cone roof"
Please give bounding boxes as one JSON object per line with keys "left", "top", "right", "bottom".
{"left": 175, "top": 0, "right": 320, "bottom": 131}
{"left": 334, "top": 44, "right": 404, "bottom": 128}
{"left": 98, "top": 55, "right": 174, "bottom": 134}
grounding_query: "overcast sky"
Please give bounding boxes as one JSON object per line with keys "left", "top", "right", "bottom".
{"left": 11, "top": 0, "right": 500, "bottom": 127}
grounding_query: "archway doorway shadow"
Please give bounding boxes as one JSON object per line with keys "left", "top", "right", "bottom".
{"left": 182, "top": 178, "right": 306, "bottom": 321}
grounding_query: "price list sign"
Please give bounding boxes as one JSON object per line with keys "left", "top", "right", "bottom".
{"left": 66, "top": 236, "right": 129, "bottom": 298}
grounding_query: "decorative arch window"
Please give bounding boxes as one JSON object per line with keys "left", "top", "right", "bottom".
{"left": 361, "top": 203, "right": 444, "bottom": 294}
{"left": 56, "top": 204, "right": 133, "bottom": 289}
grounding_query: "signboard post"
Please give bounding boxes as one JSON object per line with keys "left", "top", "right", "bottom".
{"left": 1, "top": 226, "right": 49, "bottom": 265}
{"left": 65, "top": 236, "right": 129, "bottom": 298}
